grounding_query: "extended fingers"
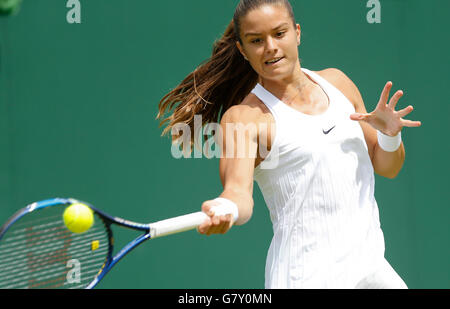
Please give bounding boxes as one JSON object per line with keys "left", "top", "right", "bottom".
{"left": 388, "top": 90, "right": 404, "bottom": 110}
{"left": 397, "top": 105, "right": 421, "bottom": 127}
{"left": 401, "top": 119, "right": 422, "bottom": 127}
{"left": 397, "top": 105, "right": 414, "bottom": 118}
{"left": 350, "top": 113, "right": 371, "bottom": 122}
{"left": 378, "top": 81, "right": 393, "bottom": 108}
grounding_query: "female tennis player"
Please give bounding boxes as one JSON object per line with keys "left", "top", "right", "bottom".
{"left": 158, "top": 0, "right": 421, "bottom": 289}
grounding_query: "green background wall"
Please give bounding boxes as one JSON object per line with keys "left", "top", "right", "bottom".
{"left": 0, "top": 0, "right": 448, "bottom": 288}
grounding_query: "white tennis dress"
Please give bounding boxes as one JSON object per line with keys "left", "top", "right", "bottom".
{"left": 252, "top": 68, "right": 389, "bottom": 289}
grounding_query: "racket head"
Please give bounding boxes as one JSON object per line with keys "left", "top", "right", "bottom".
{"left": 0, "top": 198, "right": 113, "bottom": 289}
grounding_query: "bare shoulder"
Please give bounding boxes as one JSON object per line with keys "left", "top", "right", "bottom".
{"left": 221, "top": 92, "right": 271, "bottom": 125}
{"left": 316, "top": 68, "right": 364, "bottom": 109}
{"left": 316, "top": 68, "right": 355, "bottom": 91}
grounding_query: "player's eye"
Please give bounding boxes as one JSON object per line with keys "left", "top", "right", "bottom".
{"left": 251, "top": 38, "right": 262, "bottom": 44}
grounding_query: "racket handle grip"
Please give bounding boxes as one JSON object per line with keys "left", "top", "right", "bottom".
{"left": 149, "top": 211, "right": 208, "bottom": 239}
{"left": 148, "top": 202, "right": 239, "bottom": 239}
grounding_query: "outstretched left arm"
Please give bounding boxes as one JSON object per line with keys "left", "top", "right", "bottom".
{"left": 319, "top": 69, "right": 422, "bottom": 179}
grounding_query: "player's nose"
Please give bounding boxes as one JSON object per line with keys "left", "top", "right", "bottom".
{"left": 265, "top": 36, "right": 277, "bottom": 52}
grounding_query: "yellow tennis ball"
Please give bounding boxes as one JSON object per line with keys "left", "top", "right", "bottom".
{"left": 63, "top": 203, "right": 94, "bottom": 234}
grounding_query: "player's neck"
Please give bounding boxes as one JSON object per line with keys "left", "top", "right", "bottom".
{"left": 259, "top": 65, "right": 313, "bottom": 101}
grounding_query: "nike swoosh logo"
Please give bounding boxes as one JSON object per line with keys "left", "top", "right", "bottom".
{"left": 323, "top": 125, "right": 336, "bottom": 135}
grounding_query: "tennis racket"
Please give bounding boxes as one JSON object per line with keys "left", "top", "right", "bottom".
{"left": 0, "top": 197, "right": 230, "bottom": 289}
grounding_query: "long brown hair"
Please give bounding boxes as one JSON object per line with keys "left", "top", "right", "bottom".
{"left": 157, "top": 0, "right": 295, "bottom": 148}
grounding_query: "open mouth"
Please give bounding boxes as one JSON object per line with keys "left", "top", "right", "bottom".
{"left": 265, "top": 57, "right": 284, "bottom": 65}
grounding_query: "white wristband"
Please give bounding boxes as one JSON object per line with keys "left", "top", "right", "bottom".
{"left": 377, "top": 130, "right": 402, "bottom": 152}
{"left": 211, "top": 198, "right": 239, "bottom": 222}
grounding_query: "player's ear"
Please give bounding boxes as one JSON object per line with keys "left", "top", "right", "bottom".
{"left": 296, "top": 23, "right": 301, "bottom": 46}
{"left": 236, "top": 41, "right": 248, "bottom": 61}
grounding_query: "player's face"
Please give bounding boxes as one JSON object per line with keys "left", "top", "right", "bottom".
{"left": 236, "top": 4, "right": 301, "bottom": 81}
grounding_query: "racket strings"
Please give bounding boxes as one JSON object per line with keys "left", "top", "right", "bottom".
{"left": 0, "top": 256, "right": 108, "bottom": 289}
{"left": 0, "top": 230, "right": 108, "bottom": 277}
{"left": 0, "top": 227, "right": 107, "bottom": 264}
{"left": 0, "top": 207, "right": 110, "bottom": 289}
